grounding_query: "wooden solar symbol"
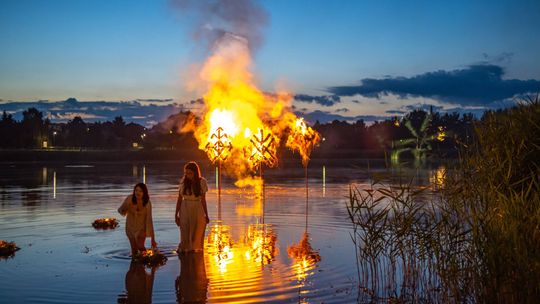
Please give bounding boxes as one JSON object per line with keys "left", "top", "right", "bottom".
{"left": 205, "top": 127, "right": 233, "bottom": 163}
{"left": 249, "top": 128, "right": 278, "bottom": 168}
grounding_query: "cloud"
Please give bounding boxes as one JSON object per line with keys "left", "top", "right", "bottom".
{"left": 403, "top": 104, "right": 445, "bottom": 112}
{"left": 327, "top": 64, "right": 540, "bottom": 106}
{"left": 385, "top": 110, "right": 406, "bottom": 114}
{"left": 296, "top": 110, "right": 387, "bottom": 125}
{"left": 294, "top": 94, "right": 341, "bottom": 106}
{"left": 335, "top": 108, "right": 349, "bottom": 113}
{"left": 0, "top": 98, "right": 185, "bottom": 128}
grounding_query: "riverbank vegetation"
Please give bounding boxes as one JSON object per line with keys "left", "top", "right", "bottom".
{"left": 348, "top": 96, "right": 540, "bottom": 303}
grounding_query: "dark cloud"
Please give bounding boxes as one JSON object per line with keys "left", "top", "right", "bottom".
{"left": 294, "top": 94, "right": 341, "bottom": 106}
{"left": 335, "top": 108, "right": 349, "bottom": 113}
{"left": 136, "top": 98, "right": 173, "bottom": 103}
{"left": 403, "top": 104, "right": 445, "bottom": 112}
{"left": 296, "top": 110, "right": 386, "bottom": 125}
{"left": 327, "top": 64, "right": 540, "bottom": 106}
{"left": 385, "top": 110, "right": 406, "bottom": 114}
{"left": 0, "top": 98, "right": 184, "bottom": 127}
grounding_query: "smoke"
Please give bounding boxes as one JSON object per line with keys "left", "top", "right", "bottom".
{"left": 170, "top": 0, "right": 269, "bottom": 53}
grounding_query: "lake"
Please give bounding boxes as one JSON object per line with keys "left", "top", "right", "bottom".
{"left": 0, "top": 159, "right": 445, "bottom": 303}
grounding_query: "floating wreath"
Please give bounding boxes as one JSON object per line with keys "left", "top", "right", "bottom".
{"left": 0, "top": 240, "right": 20, "bottom": 258}
{"left": 92, "top": 218, "right": 119, "bottom": 229}
{"left": 133, "top": 249, "right": 168, "bottom": 267}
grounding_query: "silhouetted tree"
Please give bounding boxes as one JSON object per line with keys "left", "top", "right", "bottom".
{"left": 20, "top": 108, "right": 46, "bottom": 148}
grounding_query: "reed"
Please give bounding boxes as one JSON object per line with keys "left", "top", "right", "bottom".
{"left": 348, "top": 96, "right": 540, "bottom": 303}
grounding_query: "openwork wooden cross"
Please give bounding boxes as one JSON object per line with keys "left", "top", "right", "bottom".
{"left": 249, "top": 128, "right": 278, "bottom": 168}
{"left": 205, "top": 127, "right": 233, "bottom": 163}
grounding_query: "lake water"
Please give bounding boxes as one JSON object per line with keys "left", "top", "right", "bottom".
{"left": 0, "top": 159, "right": 445, "bottom": 303}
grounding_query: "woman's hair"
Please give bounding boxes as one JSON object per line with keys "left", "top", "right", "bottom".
{"left": 131, "top": 183, "right": 150, "bottom": 206}
{"left": 182, "top": 161, "right": 202, "bottom": 197}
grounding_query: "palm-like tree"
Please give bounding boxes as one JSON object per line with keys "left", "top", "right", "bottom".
{"left": 392, "top": 112, "right": 438, "bottom": 161}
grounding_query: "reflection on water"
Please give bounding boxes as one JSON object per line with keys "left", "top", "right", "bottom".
{"left": 207, "top": 223, "right": 234, "bottom": 273}
{"left": 0, "top": 161, "right": 450, "bottom": 303}
{"left": 53, "top": 171, "right": 56, "bottom": 199}
{"left": 288, "top": 233, "right": 321, "bottom": 286}
{"left": 176, "top": 252, "right": 208, "bottom": 303}
{"left": 245, "top": 223, "right": 278, "bottom": 266}
{"left": 429, "top": 165, "right": 446, "bottom": 189}
{"left": 118, "top": 262, "right": 156, "bottom": 304}
{"left": 322, "top": 165, "right": 326, "bottom": 197}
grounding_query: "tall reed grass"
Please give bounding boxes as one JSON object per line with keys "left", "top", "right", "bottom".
{"left": 348, "top": 97, "right": 540, "bottom": 303}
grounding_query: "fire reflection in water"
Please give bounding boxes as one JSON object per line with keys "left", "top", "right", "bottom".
{"left": 288, "top": 232, "right": 321, "bottom": 283}
{"left": 245, "top": 223, "right": 278, "bottom": 266}
{"left": 429, "top": 165, "right": 446, "bottom": 189}
{"left": 206, "top": 223, "right": 234, "bottom": 273}
{"left": 206, "top": 223, "right": 278, "bottom": 274}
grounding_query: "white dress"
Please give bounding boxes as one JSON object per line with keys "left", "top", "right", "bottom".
{"left": 178, "top": 178, "right": 208, "bottom": 251}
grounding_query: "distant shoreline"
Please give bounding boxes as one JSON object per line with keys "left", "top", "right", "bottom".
{"left": 0, "top": 148, "right": 456, "bottom": 166}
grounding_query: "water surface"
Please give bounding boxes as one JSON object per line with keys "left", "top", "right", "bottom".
{"left": 0, "top": 160, "right": 444, "bottom": 303}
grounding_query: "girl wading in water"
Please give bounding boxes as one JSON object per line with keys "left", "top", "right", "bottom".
{"left": 118, "top": 183, "right": 157, "bottom": 256}
{"left": 175, "top": 161, "right": 210, "bottom": 253}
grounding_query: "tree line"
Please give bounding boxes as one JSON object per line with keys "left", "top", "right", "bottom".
{"left": 0, "top": 107, "right": 480, "bottom": 157}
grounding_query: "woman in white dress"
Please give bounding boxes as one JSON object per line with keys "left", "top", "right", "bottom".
{"left": 175, "top": 161, "right": 209, "bottom": 253}
{"left": 118, "top": 183, "right": 157, "bottom": 256}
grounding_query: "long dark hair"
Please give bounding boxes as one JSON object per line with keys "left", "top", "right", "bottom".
{"left": 131, "top": 183, "right": 150, "bottom": 206}
{"left": 182, "top": 161, "right": 202, "bottom": 197}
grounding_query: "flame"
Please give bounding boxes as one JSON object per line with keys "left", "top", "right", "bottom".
{"left": 186, "top": 34, "right": 319, "bottom": 181}
{"left": 286, "top": 118, "right": 321, "bottom": 167}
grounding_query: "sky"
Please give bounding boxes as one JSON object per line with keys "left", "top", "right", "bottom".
{"left": 1, "top": 0, "right": 540, "bottom": 125}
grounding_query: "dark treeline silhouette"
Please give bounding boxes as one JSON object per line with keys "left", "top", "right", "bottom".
{"left": 311, "top": 109, "right": 476, "bottom": 158}
{"left": 1, "top": 107, "right": 480, "bottom": 158}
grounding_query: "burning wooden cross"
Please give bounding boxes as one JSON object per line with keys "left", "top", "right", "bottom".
{"left": 205, "top": 126, "right": 233, "bottom": 211}
{"left": 205, "top": 127, "right": 233, "bottom": 163}
{"left": 249, "top": 128, "right": 278, "bottom": 169}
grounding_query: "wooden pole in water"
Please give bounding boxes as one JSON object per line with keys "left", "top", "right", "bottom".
{"left": 218, "top": 161, "right": 222, "bottom": 221}
{"left": 260, "top": 162, "right": 265, "bottom": 225}
{"left": 305, "top": 164, "right": 309, "bottom": 233}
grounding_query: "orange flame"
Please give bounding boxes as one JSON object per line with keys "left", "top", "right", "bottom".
{"left": 286, "top": 118, "right": 321, "bottom": 167}
{"left": 185, "top": 34, "right": 318, "bottom": 181}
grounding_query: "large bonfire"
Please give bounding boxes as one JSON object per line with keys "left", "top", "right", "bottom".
{"left": 183, "top": 34, "right": 320, "bottom": 183}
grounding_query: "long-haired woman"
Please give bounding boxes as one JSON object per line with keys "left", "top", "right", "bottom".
{"left": 118, "top": 183, "right": 157, "bottom": 256}
{"left": 175, "top": 161, "right": 209, "bottom": 253}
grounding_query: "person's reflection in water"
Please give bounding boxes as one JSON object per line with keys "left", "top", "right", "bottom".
{"left": 118, "top": 261, "right": 156, "bottom": 304}
{"left": 176, "top": 252, "right": 208, "bottom": 303}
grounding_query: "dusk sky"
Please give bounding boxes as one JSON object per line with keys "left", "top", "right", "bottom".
{"left": 1, "top": 0, "right": 540, "bottom": 125}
